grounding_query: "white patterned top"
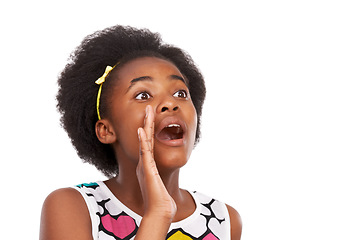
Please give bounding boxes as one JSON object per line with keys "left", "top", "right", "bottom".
{"left": 73, "top": 181, "right": 231, "bottom": 240}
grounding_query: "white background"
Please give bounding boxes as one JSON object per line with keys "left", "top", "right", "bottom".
{"left": 1, "top": 0, "right": 357, "bottom": 239}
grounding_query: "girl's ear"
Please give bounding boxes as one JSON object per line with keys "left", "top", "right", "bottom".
{"left": 95, "top": 119, "right": 116, "bottom": 144}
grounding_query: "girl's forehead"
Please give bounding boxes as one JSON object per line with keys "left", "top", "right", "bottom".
{"left": 115, "top": 57, "right": 183, "bottom": 80}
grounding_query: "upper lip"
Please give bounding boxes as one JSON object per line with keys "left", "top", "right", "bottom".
{"left": 155, "top": 116, "right": 187, "bottom": 139}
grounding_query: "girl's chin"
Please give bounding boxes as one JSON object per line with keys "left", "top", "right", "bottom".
{"left": 152, "top": 138, "right": 194, "bottom": 170}
{"left": 154, "top": 151, "right": 189, "bottom": 170}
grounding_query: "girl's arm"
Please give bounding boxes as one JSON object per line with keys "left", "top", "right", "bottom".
{"left": 227, "top": 204, "right": 243, "bottom": 240}
{"left": 134, "top": 105, "right": 177, "bottom": 239}
{"left": 39, "top": 188, "right": 93, "bottom": 240}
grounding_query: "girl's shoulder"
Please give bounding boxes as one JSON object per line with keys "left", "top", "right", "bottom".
{"left": 40, "top": 187, "right": 92, "bottom": 240}
{"left": 225, "top": 203, "right": 242, "bottom": 240}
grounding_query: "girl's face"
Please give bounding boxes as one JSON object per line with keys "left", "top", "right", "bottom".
{"left": 107, "top": 57, "right": 197, "bottom": 171}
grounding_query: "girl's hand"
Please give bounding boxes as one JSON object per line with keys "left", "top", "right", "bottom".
{"left": 136, "top": 105, "right": 177, "bottom": 221}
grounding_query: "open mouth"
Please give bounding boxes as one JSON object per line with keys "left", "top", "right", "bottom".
{"left": 157, "top": 124, "right": 184, "bottom": 141}
{"left": 155, "top": 117, "right": 186, "bottom": 146}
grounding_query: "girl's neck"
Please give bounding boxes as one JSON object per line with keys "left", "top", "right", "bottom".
{"left": 104, "top": 165, "right": 184, "bottom": 216}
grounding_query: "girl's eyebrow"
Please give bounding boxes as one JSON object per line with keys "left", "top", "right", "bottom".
{"left": 131, "top": 76, "right": 152, "bottom": 84}
{"left": 126, "top": 76, "right": 152, "bottom": 92}
{"left": 170, "top": 75, "right": 187, "bottom": 85}
{"left": 126, "top": 75, "right": 187, "bottom": 92}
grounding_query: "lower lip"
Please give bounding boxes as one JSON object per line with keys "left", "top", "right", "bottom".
{"left": 155, "top": 136, "right": 185, "bottom": 147}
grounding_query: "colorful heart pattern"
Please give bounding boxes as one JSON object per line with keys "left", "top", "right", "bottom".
{"left": 101, "top": 214, "right": 136, "bottom": 239}
{"left": 77, "top": 183, "right": 228, "bottom": 239}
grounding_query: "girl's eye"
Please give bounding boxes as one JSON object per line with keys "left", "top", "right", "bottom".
{"left": 173, "top": 90, "right": 188, "bottom": 98}
{"left": 135, "top": 92, "right": 151, "bottom": 100}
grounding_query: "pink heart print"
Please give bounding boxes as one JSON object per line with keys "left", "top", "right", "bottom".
{"left": 203, "top": 233, "right": 219, "bottom": 240}
{"left": 101, "top": 214, "right": 136, "bottom": 238}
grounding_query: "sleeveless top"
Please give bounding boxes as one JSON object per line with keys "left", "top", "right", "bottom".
{"left": 72, "top": 182, "right": 231, "bottom": 240}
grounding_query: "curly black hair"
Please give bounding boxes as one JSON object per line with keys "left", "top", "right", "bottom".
{"left": 57, "top": 25, "right": 206, "bottom": 177}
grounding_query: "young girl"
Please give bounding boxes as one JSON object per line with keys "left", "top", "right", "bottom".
{"left": 40, "top": 25, "right": 242, "bottom": 240}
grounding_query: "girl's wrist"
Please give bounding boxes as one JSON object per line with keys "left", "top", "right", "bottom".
{"left": 142, "top": 211, "right": 175, "bottom": 224}
{"left": 135, "top": 215, "right": 172, "bottom": 239}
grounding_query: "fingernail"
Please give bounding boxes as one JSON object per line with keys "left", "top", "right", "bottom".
{"left": 137, "top": 128, "right": 141, "bottom": 140}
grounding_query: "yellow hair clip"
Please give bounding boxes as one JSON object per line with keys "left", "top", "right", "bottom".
{"left": 95, "top": 66, "right": 113, "bottom": 85}
{"left": 95, "top": 66, "right": 114, "bottom": 120}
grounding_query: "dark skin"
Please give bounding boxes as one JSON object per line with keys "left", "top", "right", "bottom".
{"left": 40, "top": 57, "right": 242, "bottom": 239}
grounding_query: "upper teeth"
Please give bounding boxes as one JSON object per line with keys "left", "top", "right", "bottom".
{"left": 167, "top": 124, "right": 180, "bottom": 128}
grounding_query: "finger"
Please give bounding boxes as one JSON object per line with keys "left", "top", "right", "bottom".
{"left": 138, "top": 127, "right": 150, "bottom": 156}
{"left": 138, "top": 127, "right": 158, "bottom": 175}
{"left": 144, "top": 105, "right": 154, "bottom": 138}
{"left": 144, "top": 105, "right": 155, "bottom": 152}
{"left": 151, "top": 121, "right": 154, "bottom": 152}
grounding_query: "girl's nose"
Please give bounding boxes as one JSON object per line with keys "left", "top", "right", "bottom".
{"left": 157, "top": 98, "right": 180, "bottom": 113}
{"left": 161, "top": 106, "right": 179, "bottom": 112}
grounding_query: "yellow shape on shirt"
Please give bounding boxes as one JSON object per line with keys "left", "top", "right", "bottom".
{"left": 167, "top": 230, "right": 193, "bottom": 240}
